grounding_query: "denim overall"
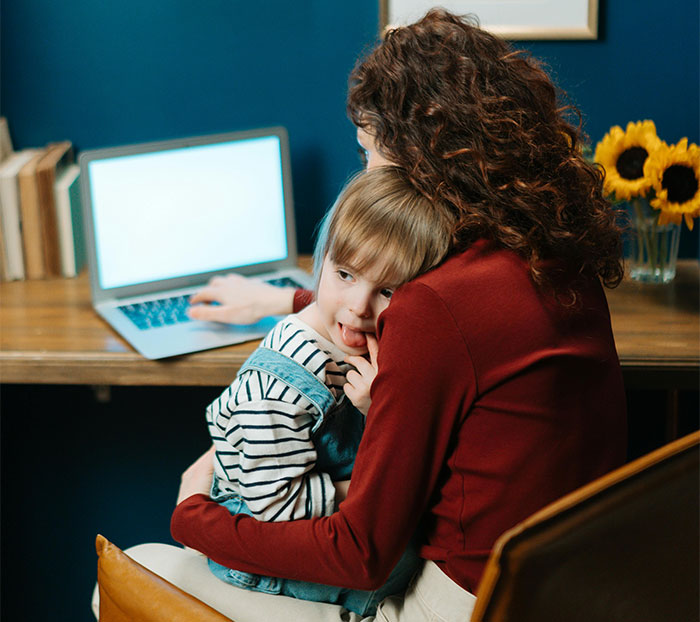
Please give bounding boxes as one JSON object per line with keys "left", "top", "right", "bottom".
{"left": 208, "top": 346, "right": 420, "bottom": 616}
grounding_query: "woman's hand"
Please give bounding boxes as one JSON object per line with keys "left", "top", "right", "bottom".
{"left": 187, "top": 274, "right": 296, "bottom": 325}
{"left": 343, "top": 334, "right": 379, "bottom": 416}
{"left": 177, "top": 445, "right": 216, "bottom": 505}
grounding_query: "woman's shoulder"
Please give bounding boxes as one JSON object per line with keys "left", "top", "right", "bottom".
{"left": 385, "top": 239, "right": 610, "bottom": 343}
{"left": 399, "top": 240, "right": 602, "bottom": 308}
{"left": 393, "top": 241, "right": 527, "bottom": 305}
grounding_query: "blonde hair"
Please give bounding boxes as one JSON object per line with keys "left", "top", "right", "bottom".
{"left": 313, "top": 166, "right": 456, "bottom": 288}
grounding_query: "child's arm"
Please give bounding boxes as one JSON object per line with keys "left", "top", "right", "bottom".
{"left": 343, "top": 334, "right": 379, "bottom": 416}
{"left": 333, "top": 479, "right": 351, "bottom": 503}
{"left": 217, "top": 371, "right": 337, "bottom": 522}
{"left": 177, "top": 445, "right": 215, "bottom": 505}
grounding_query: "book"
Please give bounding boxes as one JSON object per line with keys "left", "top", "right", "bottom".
{"left": 18, "top": 149, "right": 48, "bottom": 279}
{"left": 35, "top": 141, "right": 73, "bottom": 277}
{"left": 0, "top": 117, "right": 13, "bottom": 162}
{"left": 0, "top": 150, "right": 41, "bottom": 280}
{"left": 0, "top": 211, "right": 7, "bottom": 280}
{"left": 53, "top": 164, "right": 85, "bottom": 277}
{"left": 0, "top": 118, "right": 14, "bottom": 279}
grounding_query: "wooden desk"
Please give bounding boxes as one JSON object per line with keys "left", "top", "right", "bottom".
{"left": 606, "top": 260, "right": 699, "bottom": 390}
{"left": 1, "top": 260, "right": 698, "bottom": 389}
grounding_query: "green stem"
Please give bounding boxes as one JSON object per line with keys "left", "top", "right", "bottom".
{"left": 659, "top": 218, "right": 667, "bottom": 275}
{"left": 631, "top": 199, "right": 644, "bottom": 264}
{"left": 632, "top": 198, "right": 659, "bottom": 274}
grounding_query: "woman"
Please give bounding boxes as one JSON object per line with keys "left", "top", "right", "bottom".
{"left": 115, "top": 10, "right": 627, "bottom": 621}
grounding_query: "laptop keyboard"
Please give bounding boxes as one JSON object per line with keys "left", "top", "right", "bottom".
{"left": 263, "top": 277, "right": 303, "bottom": 289}
{"left": 118, "top": 276, "right": 305, "bottom": 330}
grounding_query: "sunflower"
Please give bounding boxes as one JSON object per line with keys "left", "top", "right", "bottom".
{"left": 594, "top": 120, "right": 663, "bottom": 200}
{"left": 645, "top": 138, "right": 700, "bottom": 230}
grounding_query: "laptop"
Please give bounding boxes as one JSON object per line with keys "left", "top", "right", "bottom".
{"left": 79, "top": 127, "right": 314, "bottom": 360}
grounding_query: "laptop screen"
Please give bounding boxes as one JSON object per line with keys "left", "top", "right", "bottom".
{"left": 85, "top": 133, "right": 289, "bottom": 290}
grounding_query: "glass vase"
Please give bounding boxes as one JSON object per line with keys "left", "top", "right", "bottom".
{"left": 625, "top": 197, "right": 680, "bottom": 283}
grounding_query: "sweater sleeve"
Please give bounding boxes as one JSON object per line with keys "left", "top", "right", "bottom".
{"left": 210, "top": 369, "right": 336, "bottom": 521}
{"left": 292, "top": 289, "right": 314, "bottom": 313}
{"left": 172, "top": 282, "right": 476, "bottom": 589}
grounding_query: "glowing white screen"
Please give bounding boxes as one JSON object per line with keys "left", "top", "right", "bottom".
{"left": 88, "top": 135, "right": 288, "bottom": 290}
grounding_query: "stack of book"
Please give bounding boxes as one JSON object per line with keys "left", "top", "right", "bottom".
{"left": 0, "top": 117, "right": 85, "bottom": 281}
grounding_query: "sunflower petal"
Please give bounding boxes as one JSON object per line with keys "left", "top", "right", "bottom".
{"left": 595, "top": 120, "right": 662, "bottom": 200}
{"left": 645, "top": 139, "right": 700, "bottom": 230}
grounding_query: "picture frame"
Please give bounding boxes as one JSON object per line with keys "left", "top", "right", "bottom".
{"left": 379, "top": 0, "right": 599, "bottom": 40}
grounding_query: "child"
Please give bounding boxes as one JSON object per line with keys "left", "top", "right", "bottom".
{"left": 203, "top": 165, "right": 456, "bottom": 615}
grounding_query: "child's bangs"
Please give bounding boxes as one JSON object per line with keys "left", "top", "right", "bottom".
{"left": 330, "top": 226, "right": 421, "bottom": 287}
{"left": 316, "top": 166, "right": 455, "bottom": 292}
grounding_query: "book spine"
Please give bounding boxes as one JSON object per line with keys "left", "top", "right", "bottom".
{"left": 0, "top": 226, "right": 8, "bottom": 281}
{"left": 55, "top": 183, "right": 76, "bottom": 277}
{"left": 18, "top": 164, "right": 46, "bottom": 279}
{"left": 69, "top": 171, "right": 85, "bottom": 276}
{"left": 0, "top": 173, "right": 26, "bottom": 280}
{"left": 54, "top": 166, "right": 82, "bottom": 278}
{"left": 36, "top": 167, "right": 62, "bottom": 277}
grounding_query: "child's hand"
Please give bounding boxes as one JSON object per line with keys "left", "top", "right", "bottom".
{"left": 333, "top": 479, "right": 351, "bottom": 505}
{"left": 176, "top": 445, "right": 216, "bottom": 505}
{"left": 344, "top": 333, "right": 379, "bottom": 416}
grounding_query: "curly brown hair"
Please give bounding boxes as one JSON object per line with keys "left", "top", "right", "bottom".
{"left": 347, "top": 9, "right": 623, "bottom": 301}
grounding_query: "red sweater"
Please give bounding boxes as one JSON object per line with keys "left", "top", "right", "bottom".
{"left": 171, "top": 241, "right": 627, "bottom": 593}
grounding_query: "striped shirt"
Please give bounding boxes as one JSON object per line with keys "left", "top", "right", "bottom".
{"left": 207, "top": 314, "right": 352, "bottom": 522}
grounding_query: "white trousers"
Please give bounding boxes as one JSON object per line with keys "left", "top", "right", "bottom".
{"left": 92, "top": 543, "right": 476, "bottom": 621}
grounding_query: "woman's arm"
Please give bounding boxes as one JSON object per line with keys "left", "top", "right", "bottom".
{"left": 187, "top": 274, "right": 313, "bottom": 324}
{"left": 172, "top": 282, "right": 473, "bottom": 589}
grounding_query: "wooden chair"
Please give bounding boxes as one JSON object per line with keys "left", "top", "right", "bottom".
{"left": 95, "top": 431, "right": 699, "bottom": 621}
{"left": 95, "top": 535, "right": 231, "bottom": 622}
{"left": 471, "top": 430, "right": 700, "bottom": 622}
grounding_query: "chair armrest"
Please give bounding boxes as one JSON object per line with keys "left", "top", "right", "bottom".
{"left": 96, "top": 534, "right": 233, "bottom": 622}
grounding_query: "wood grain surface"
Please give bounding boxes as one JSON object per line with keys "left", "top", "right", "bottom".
{"left": 1, "top": 260, "right": 698, "bottom": 388}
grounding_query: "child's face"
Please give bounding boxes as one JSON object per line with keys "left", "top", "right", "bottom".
{"left": 315, "top": 254, "right": 397, "bottom": 355}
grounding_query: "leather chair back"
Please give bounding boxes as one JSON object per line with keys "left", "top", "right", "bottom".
{"left": 471, "top": 431, "right": 700, "bottom": 622}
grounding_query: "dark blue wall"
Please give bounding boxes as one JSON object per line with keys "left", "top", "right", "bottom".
{"left": 2, "top": 0, "right": 698, "bottom": 256}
